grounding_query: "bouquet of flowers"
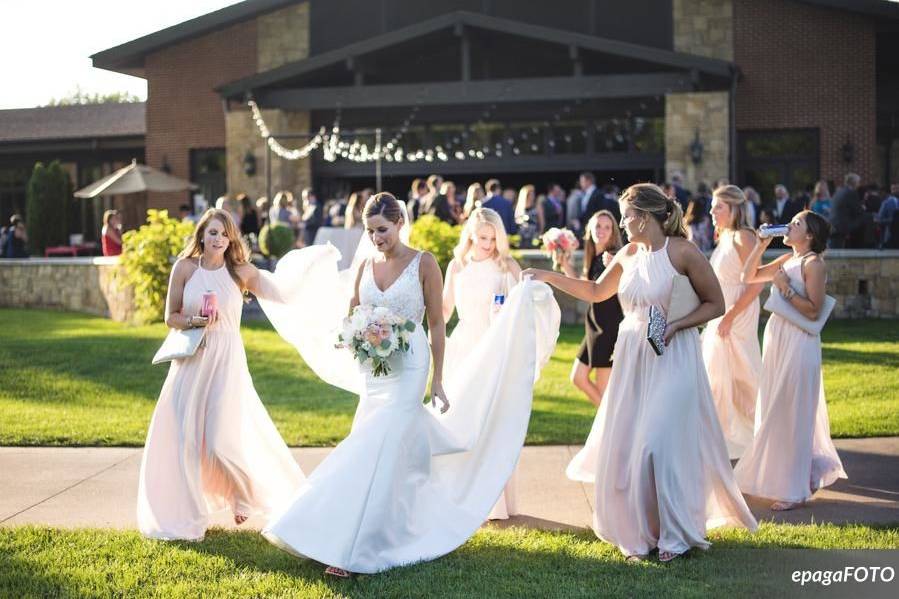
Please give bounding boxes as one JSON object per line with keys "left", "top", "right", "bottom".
{"left": 337, "top": 305, "right": 416, "bottom": 376}
{"left": 541, "top": 227, "right": 580, "bottom": 271}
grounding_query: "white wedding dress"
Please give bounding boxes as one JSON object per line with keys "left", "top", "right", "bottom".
{"left": 445, "top": 257, "right": 520, "bottom": 520}
{"left": 257, "top": 245, "right": 560, "bottom": 573}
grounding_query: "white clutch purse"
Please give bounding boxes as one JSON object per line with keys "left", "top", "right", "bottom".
{"left": 764, "top": 288, "right": 836, "bottom": 335}
{"left": 152, "top": 327, "right": 206, "bottom": 365}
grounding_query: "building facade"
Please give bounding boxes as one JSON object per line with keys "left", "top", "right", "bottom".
{"left": 3, "top": 0, "right": 896, "bottom": 221}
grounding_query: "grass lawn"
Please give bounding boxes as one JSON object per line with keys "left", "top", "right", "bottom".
{"left": 0, "top": 308, "right": 896, "bottom": 447}
{"left": 1, "top": 523, "right": 897, "bottom": 598}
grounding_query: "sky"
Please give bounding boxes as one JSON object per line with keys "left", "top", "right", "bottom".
{"left": 2, "top": 0, "right": 898, "bottom": 110}
{"left": 0, "top": 0, "right": 243, "bottom": 109}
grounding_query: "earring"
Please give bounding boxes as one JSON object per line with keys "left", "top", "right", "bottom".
{"left": 638, "top": 219, "right": 646, "bottom": 233}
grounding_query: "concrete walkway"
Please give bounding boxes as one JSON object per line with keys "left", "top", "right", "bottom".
{"left": 1, "top": 439, "right": 897, "bottom": 532}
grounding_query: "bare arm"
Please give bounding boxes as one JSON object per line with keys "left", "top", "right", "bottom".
{"left": 421, "top": 253, "right": 450, "bottom": 412}
{"left": 664, "top": 240, "right": 725, "bottom": 340}
{"left": 349, "top": 260, "right": 366, "bottom": 313}
{"left": 778, "top": 256, "right": 827, "bottom": 320}
{"left": 442, "top": 259, "right": 460, "bottom": 322}
{"left": 524, "top": 245, "right": 630, "bottom": 303}
{"left": 721, "top": 231, "right": 765, "bottom": 326}
{"left": 741, "top": 235, "right": 790, "bottom": 284}
{"left": 558, "top": 252, "right": 580, "bottom": 279}
{"left": 505, "top": 256, "right": 522, "bottom": 281}
{"left": 164, "top": 259, "right": 208, "bottom": 330}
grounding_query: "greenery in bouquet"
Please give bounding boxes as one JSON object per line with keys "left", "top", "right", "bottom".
{"left": 338, "top": 305, "right": 416, "bottom": 377}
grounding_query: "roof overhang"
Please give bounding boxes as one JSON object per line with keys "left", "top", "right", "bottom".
{"left": 217, "top": 10, "right": 736, "bottom": 106}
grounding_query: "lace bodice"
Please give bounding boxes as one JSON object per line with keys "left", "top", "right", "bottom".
{"left": 359, "top": 252, "right": 426, "bottom": 323}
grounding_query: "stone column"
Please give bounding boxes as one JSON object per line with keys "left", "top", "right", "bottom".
{"left": 225, "top": 1, "right": 312, "bottom": 200}
{"left": 666, "top": 0, "right": 733, "bottom": 190}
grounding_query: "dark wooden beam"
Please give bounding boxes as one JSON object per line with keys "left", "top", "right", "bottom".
{"left": 312, "top": 152, "right": 663, "bottom": 178}
{"left": 256, "top": 73, "right": 695, "bottom": 110}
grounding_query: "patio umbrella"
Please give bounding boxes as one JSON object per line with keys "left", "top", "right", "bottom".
{"left": 74, "top": 159, "right": 197, "bottom": 198}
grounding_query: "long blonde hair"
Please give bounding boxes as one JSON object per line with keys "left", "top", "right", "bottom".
{"left": 712, "top": 184, "right": 753, "bottom": 232}
{"left": 345, "top": 192, "right": 364, "bottom": 229}
{"left": 619, "top": 183, "right": 687, "bottom": 238}
{"left": 463, "top": 182, "right": 484, "bottom": 219}
{"left": 180, "top": 208, "right": 249, "bottom": 292}
{"left": 515, "top": 184, "right": 535, "bottom": 219}
{"left": 582, "top": 210, "right": 623, "bottom": 278}
{"left": 452, "top": 207, "right": 512, "bottom": 272}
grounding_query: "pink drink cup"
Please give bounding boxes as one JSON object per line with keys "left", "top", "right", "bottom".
{"left": 201, "top": 291, "right": 218, "bottom": 320}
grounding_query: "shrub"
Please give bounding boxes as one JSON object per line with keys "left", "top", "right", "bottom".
{"left": 409, "top": 215, "right": 461, "bottom": 273}
{"left": 258, "top": 223, "right": 296, "bottom": 259}
{"left": 25, "top": 161, "right": 71, "bottom": 255}
{"left": 120, "top": 209, "right": 195, "bottom": 324}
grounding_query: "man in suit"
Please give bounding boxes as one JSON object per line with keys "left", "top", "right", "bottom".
{"left": 300, "top": 187, "right": 324, "bottom": 247}
{"left": 581, "top": 173, "right": 621, "bottom": 226}
{"left": 407, "top": 178, "right": 428, "bottom": 222}
{"left": 482, "top": 178, "right": 516, "bottom": 234}
{"left": 769, "top": 184, "right": 802, "bottom": 225}
{"left": 671, "top": 172, "right": 691, "bottom": 212}
{"left": 830, "top": 173, "right": 864, "bottom": 249}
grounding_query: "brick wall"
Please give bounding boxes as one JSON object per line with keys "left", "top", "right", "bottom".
{"left": 733, "top": 0, "right": 877, "bottom": 184}
{"left": 144, "top": 20, "right": 258, "bottom": 214}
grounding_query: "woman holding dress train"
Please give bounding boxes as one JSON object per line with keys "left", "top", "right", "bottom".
{"left": 443, "top": 207, "right": 521, "bottom": 520}
{"left": 524, "top": 183, "right": 757, "bottom": 562}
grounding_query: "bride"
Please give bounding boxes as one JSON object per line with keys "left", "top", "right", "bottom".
{"left": 257, "top": 192, "right": 559, "bottom": 575}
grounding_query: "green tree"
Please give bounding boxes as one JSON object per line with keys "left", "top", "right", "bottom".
{"left": 409, "top": 215, "right": 461, "bottom": 273}
{"left": 120, "top": 210, "right": 195, "bottom": 324}
{"left": 25, "top": 161, "right": 71, "bottom": 255}
{"left": 45, "top": 85, "right": 142, "bottom": 106}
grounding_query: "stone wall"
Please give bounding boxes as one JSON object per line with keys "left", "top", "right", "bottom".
{"left": 225, "top": 2, "right": 312, "bottom": 202}
{"left": 667, "top": 0, "right": 733, "bottom": 191}
{"left": 0, "top": 258, "right": 133, "bottom": 322}
{"left": 665, "top": 92, "right": 730, "bottom": 190}
{"left": 516, "top": 249, "right": 899, "bottom": 324}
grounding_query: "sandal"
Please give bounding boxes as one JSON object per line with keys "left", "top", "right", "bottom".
{"left": 324, "top": 566, "right": 351, "bottom": 578}
{"left": 658, "top": 550, "right": 682, "bottom": 563}
{"left": 234, "top": 513, "right": 248, "bottom": 525}
{"left": 625, "top": 554, "right": 647, "bottom": 563}
{"left": 771, "top": 500, "right": 801, "bottom": 511}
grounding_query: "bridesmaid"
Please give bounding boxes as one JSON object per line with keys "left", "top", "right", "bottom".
{"left": 559, "top": 210, "right": 624, "bottom": 407}
{"left": 138, "top": 209, "right": 303, "bottom": 541}
{"left": 735, "top": 211, "right": 847, "bottom": 510}
{"left": 524, "top": 183, "right": 756, "bottom": 561}
{"left": 443, "top": 207, "right": 521, "bottom": 520}
{"left": 701, "top": 186, "right": 764, "bottom": 459}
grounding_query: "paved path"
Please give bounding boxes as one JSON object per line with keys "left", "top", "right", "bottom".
{"left": 1, "top": 439, "right": 897, "bottom": 532}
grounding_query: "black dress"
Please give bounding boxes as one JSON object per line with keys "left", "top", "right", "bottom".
{"left": 577, "top": 255, "right": 624, "bottom": 368}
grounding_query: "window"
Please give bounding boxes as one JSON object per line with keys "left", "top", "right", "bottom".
{"left": 738, "top": 129, "right": 819, "bottom": 204}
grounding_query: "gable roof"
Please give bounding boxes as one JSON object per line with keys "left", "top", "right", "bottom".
{"left": 0, "top": 103, "right": 146, "bottom": 144}
{"left": 91, "top": 0, "right": 297, "bottom": 77}
{"left": 217, "top": 10, "right": 735, "bottom": 99}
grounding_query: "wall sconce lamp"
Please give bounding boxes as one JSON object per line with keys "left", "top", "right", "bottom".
{"left": 841, "top": 140, "right": 855, "bottom": 164}
{"left": 690, "top": 129, "right": 704, "bottom": 165}
{"left": 161, "top": 156, "right": 172, "bottom": 173}
{"left": 243, "top": 150, "right": 257, "bottom": 176}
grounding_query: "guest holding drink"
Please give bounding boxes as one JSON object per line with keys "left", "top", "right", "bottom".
{"left": 137, "top": 208, "right": 303, "bottom": 540}
{"left": 524, "top": 184, "right": 756, "bottom": 561}
{"left": 101, "top": 210, "right": 123, "bottom": 256}
{"left": 701, "top": 186, "right": 763, "bottom": 459}
{"left": 442, "top": 207, "right": 521, "bottom": 519}
{"left": 735, "top": 211, "right": 846, "bottom": 510}
{"left": 558, "top": 211, "right": 624, "bottom": 407}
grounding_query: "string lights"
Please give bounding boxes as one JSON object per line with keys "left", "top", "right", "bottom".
{"left": 247, "top": 95, "right": 653, "bottom": 164}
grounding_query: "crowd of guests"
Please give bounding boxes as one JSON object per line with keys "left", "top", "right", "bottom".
{"left": 667, "top": 172, "right": 899, "bottom": 252}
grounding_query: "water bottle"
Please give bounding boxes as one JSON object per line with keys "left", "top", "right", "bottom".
{"left": 490, "top": 293, "right": 505, "bottom": 322}
{"left": 758, "top": 224, "right": 790, "bottom": 239}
